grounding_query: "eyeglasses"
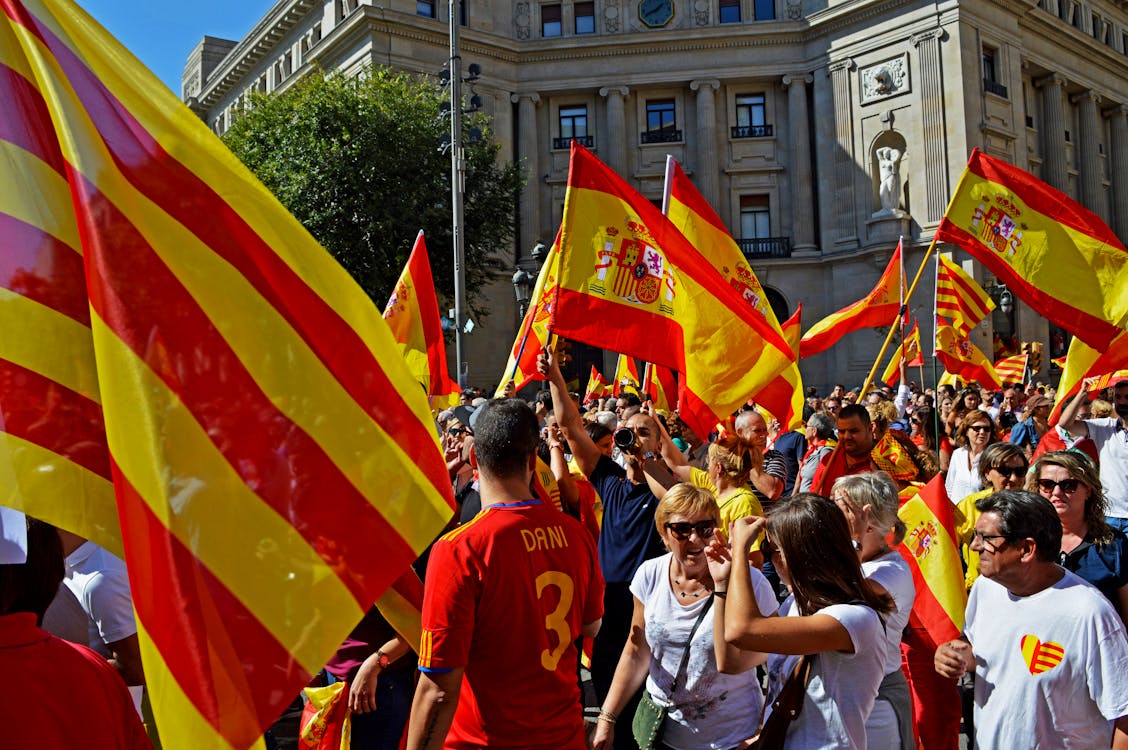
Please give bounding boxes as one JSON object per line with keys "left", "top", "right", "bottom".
{"left": 970, "top": 530, "right": 1011, "bottom": 550}
{"left": 448, "top": 427, "right": 471, "bottom": 436}
{"left": 1037, "top": 478, "right": 1081, "bottom": 494}
{"left": 665, "top": 521, "right": 717, "bottom": 540}
{"left": 967, "top": 424, "right": 992, "bottom": 433}
{"left": 991, "top": 465, "right": 1027, "bottom": 479}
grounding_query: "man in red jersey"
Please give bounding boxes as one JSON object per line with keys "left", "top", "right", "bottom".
{"left": 407, "top": 399, "right": 604, "bottom": 750}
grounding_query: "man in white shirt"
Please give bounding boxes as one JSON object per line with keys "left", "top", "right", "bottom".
{"left": 1060, "top": 378, "right": 1128, "bottom": 532}
{"left": 935, "top": 490, "right": 1128, "bottom": 749}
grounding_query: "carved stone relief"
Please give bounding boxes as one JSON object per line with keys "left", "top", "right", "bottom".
{"left": 515, "top": 1, "right": 531, "bottom": 40}
{"left": 860, "top": 55, "right": 910, "bottom": 104}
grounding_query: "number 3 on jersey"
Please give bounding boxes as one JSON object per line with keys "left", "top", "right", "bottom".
{"left": 536, "top": 571, "right": 575, "bottom": 671}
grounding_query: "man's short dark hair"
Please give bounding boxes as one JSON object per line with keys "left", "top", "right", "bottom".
{"left": 617, "top": 393, "right": 642, "bottom": 407}
{"left": 838, "top": 404, "right": 871, "bottom": 426}
{"left": 534, "top": 389, "right": 553, "bottom": 408}
{"left": 473, "top": 399, "right": 539, "bottom": 480}
{"left": 975, "top": 490, "right": 1062, "bottom": 563}
{"left": 0, "top": 517, "right": 64, "bottom": 620}
{"left": 585, "top": 421, "right": 613, "bottom": 443}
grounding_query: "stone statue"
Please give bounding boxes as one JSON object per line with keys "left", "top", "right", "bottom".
{"left": 876, "top": 146, "right": 902, "bottom": 214}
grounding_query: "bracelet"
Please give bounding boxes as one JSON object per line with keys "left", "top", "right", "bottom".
{"left": 597, "top": 708, "right": 617, "bottom": 724}
{"left": 714, "top": 589, "right": 727, "bottom": 598}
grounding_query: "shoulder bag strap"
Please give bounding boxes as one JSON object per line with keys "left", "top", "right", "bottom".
{"left": 670, "top": 594, "right": 713, "bottom": 695}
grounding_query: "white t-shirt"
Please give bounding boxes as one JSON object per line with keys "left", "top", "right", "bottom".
{"left": 862, "top": 550, "right": 915, "bottom": 675}
{"left": 764, "top": 598, "right": 886, "bottom": 750}
{"left": 63, "top": 541, "right": 137, "bottom": 657}
{"left": 944, "top": 447, "right": 983, "bottom": 504}
{"left": 629, "top": 553, "right": 778, "bottom": 750}
{"left": 965, "top": 569, "right": 1128, "bottom": 749}
{"left": 1083, "top": 417, "right": 1128, "bottom": 518}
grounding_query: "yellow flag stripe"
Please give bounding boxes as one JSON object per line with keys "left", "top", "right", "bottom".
{"left": 376, "top": 586, "right": 423, "bottom": 649}
{"left": 899, "top": 497, "right": 966, "bottom": 629}
{"left": 0, "top": 288, "right": 100, "bottom": 402}
{"left": 92, "top": 314, "right": 365, "bottom": 668}
{"left": 0, "top": 137, "right": 83, "bottom": 251}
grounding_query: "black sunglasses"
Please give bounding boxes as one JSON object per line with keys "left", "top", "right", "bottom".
{"left": 992, "top": 465, "right": 1027, "bottom": 479}
{"left": 448, "top": 426, "right": 471, "bottom": 436}
{"left": 665, "top": 521, "right": 716, "bottom": 540}
{"left": 1037, "top": 478, "right": 1081, "bottom": 494}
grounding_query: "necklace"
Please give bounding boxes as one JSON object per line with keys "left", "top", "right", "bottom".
{"left": 672, "top": 576, "right": 708, "bottom": 598}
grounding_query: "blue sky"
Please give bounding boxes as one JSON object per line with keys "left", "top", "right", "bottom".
{"left": 79, "top": 0, "right": 270, "bottom": 95}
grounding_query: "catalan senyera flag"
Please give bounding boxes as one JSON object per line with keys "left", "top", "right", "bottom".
{"left": 583, "top": 365, "right": 611, "bottom": 404}
{"left": 552, "top": 144, "right": 794, "bottom": 439}
{"left": 613, "top": 353, "right": 641, "bottom": 397}
{"left": 1048, "top": 330, "right": 1128, "bottom": 422}
{"left": 0, "top": 3, "right": 454, "bottom": 749}
{"left": 935, "top": 323, "right": 1002, "bottom": 389}
{"left": 881, "top": 319, "right": 923, "bottom": 386}
{"left": 495, "top": 233, "right": 561, "bottom": 395}
{"left": 936, "top": 148, "right": 1128, "bottom": 351}
{"left": 800, "top": 240, "right": 904, "bottom": 358}
{"left": 993, "top": 352, "right": 1028, "bottom": 386}
{"left": 897, "top": 476, "right": 967, "bottom": 649}
{"left": 663, "top": 157, "right": 802, "bottom": 428}
{"left": 383, "top": 231, "right": 460, "bottom": 408}
{"left": 935, "top": 253, "right": 995, "bottom": 336}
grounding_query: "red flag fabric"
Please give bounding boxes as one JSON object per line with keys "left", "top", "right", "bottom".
{"left": 495, "top": 233, "right": 561, "bottom": 395}
{"left": 935, "top": 253, "right": 995, "bottom": 336}
{"left": 993, "top": 353, "right": 1028, "bottom": 386}
{"left": 935, "top": 323, "right": 1002, "bottom": 389}
{"left": 583, "top": 365, "right": 611, "bottom": 404}
{"left": 613, "top": 354, "right": 641, "bottom": 397}
{"left": 936, "top": 148, "right": 1128, "bottom": 351}
{"left": 1049, "top": 330, "right": 1128, "bottom": 423}
{"left": 800, "top": 241, "right": 904, "bottom": 358}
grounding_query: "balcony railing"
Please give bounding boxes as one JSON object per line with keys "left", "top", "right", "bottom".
{"left": 553, "top": 135, "right": 594, "bottom": 149}
{"left": 731, "top": 124, "right": 774, "bottom": 138}
{"left": 983, "top": 78, "right": 1008, "bottom": 98}
{"left": 641, "top": 129, "right": 683, "bottom": 144}
{"left": 737, "top": 237, "right": 792, "bottom": 259}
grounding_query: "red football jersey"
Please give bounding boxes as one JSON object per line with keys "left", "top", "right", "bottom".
{"left": 419, "top": 499, "right": 604, "bottom": 749}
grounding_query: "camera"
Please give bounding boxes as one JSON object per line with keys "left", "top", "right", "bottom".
{"left": 613, "top": 427, "right": 638, "bottom": 453}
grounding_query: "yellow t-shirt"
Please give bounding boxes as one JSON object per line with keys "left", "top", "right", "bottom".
{"left": 690, "top": 468, "right": 764, "bottom": 551}
{"left": 954, "top": 488, "right": 993, "bottom": 592}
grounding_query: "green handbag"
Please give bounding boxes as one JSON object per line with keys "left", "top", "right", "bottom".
{"left": 631, "top": 596, "right": 713, "bottom": 750}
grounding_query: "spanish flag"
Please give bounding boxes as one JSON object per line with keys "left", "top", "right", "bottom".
{"left": 936, "top": 148, "right": 1128, "bottom": 351}
{"left": 881, "top": 318, "right": 923, "bottom": 386}
{"left": 664, "top": 157, "right": 804, "bottom": 429}
{"left": 800, "top": 240, "right": 904, "bottom": 358}
{"left": 935, "top": 253, "right": 995, "bottom": 336}
{"left": 993, "top": 352, "right": 1028, "bottom": 386}
{"left": 1048, "top": 330, "right": 1128, "bottom": 422}
{"left": 583, "top": 365, "right": 611, "bottom": 404}
{"left": 383, "top": 231, "right": 460, "bottom": 408}
{"left": 777, "top": 305, "right": 806, "bottom": 429}
{"left": 552, "top": 143, "right": 793, "bottom": 439}
{"left": 0, "top": 2, "right": 454, "bottom": 748}
{"left": 495, "top": 233, "right": 561, "bottom": 395}
{"left": 613, "top": 353, "right": 641, "bottom": 397}
{"left": 641, "top": 362, "right": 676, "bottom": 412}
{"left": 897, "top": 476, "right": 967, "bottom": 649}
{"left": 935, "top": 323, "right": 1002, "bottom": 389}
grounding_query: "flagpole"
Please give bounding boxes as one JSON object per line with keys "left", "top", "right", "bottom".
{"left": 931, "top": 250, "right": 942, "bottom": 451}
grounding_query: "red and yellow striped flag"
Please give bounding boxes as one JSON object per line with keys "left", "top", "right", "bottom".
{"left": 583, "top": 365, "right": 611, "bottom": 404}
{"left": 777, "top": 305, "right": 806, "bottom": 429}
{"left": 495, "top": 234, "right": 560, "bottom": 395}
{"left": 641, "top": 363, "right": 676, "bottom": 412}
{"left": 897, "top": 476, "right": 967, "bottom": 649}
{"left": 613, "top": 353, "right": 641, "bottom": 397}
{"left": 1049, "top": 330, "right": 1128, "bottom": 422}
{"left": 0, "top": 2, "right": 454, "bottom": 747}
{"left": 993, "top": 352, "right": 1028, "bottom": 386}
{"left": 936, "top": 148, "right": 1128, "bottom": 351}
{"left": 800, "top": 241, "right": 904, "bottom": 358}
{"left": 551, "top": 144, "right": 793, "bottom": 440}
{"left": 664, "top": 158, "right": 803, "bottom": 429}
{"left": 935, "top": 253, "right": 995, "bottom": 336}
{"left": 881, "top": 319, "right": 923, "bottom": 386}
{"left": 935, "top": 323, "right": 1002, "bottom": 389}
{"left": 384, "top": 231, "right": 460, "bottom": 408}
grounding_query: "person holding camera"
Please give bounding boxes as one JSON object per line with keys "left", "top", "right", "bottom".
{"left": 539, "top": 347, "right": 673, "bottom": 745}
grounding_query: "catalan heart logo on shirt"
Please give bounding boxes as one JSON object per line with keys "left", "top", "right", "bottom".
{"left": 1020, "top": 634, "right": 1064, "bottom": 675}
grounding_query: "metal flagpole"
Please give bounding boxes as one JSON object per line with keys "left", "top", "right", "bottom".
{"left": 449, "top": 0, "right": 468, "bottom": 387}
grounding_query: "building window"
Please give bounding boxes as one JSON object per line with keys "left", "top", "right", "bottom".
{"left": 754, "top": 0, "right": 775, "bottom": 21}
{"left": 555, "top": 105, "right": 593, "bottom": 148}
{"left": 460, "top": 1, "right": 468, "bottom": 25}
{"left": 643, "top": 99, "right": 680, "bottom": 143}
{"left": 575, "top": 1, "right": 596, "bottom": 33}
{"left": 982, "top": 46, "right": 1007, "bottom": 97}
{"left": 732, "top": 93, "right": 771, "bottom": 137}
{"left": 542, "top": 4, "right": 562, "bottom": 36}
{"left": 740, "top": 195, "right": 770, "bottom": 239}
{"left": 719, "top": 0, "right": 741, "bottom": 23}
{"left": 417, "top": 1, "right": 435, "bottom": 18}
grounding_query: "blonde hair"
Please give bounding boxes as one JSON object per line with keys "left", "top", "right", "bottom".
{"left": 707, "top": 433, "right": 759, "bottom": 481}
{"left": 654, "top": 484, "right": 720, "bottom": 534}
{"left": 832, "top": 471, "right": 908, "bottom": 545}
{"left": 1091, "top": 399, "right": 1113, "bottom": 418}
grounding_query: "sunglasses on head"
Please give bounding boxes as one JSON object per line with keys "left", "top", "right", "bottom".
{"left": 992, "top": 465, "right": 1027, "bottom": 479}
{"left": 1037, "top": 478, "right": 1081, "bottom": 494}
{"left": 665, "top": 521, "right": 717, "bottom": 540}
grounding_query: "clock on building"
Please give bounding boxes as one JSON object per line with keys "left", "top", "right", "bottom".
{"left": 639, "top": 0, "right": 674, "bottom": 27}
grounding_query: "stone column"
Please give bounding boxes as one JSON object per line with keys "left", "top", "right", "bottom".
{"left": 1037, "top": 75, "right": 1068, "bottom": 191}
{"left": 600, "top": 86, "right": 629, "bottom": 177}
{"left": 912, "top": 28, "right": 949, "bottom": 221}
{"left": 512, "top": 92, "right": 541, "bottom": 253}
{"left": 1075, "top": 91, "right": 1105, "bottom": 219}
{"left": 827, "top": 59, "right": 857, "bottom": 245}
{"left": 690, "top": 79, "right": 721, "bottom": 208}
{"left": 783, "top": 73, "right": 817, "bottom": 254}
{"left": 1109, "top": 105, "right": 1128, "bottom": 241}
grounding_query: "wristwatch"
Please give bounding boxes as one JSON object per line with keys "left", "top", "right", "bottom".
{"left": 375, "top": 650, "right": 391, "bottom": 669}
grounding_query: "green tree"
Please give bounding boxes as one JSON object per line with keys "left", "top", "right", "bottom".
{"left": 222, "top": 66, "right": 522, "bottom": 318}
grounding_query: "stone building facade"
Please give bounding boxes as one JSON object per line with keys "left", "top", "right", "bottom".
{"left": 184, "top": 0, "right": 1128, "bottom": 392}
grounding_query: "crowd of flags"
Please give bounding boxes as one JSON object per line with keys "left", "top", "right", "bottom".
{"left": 3, "top": 0, "right": 1128, "bottom": 746}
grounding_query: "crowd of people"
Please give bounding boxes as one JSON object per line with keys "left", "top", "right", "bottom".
{"left": 5, "top": 361, "right": 1128, "bottom": 749}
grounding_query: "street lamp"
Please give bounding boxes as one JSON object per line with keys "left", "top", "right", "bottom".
{"left": 512, "top": 268, "right": 534, "bottom": 318}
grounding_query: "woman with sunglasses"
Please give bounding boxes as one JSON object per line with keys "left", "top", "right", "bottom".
{"left": 945, "top": 410, "right": 997, "bottom": 505}
{"left": 1029, "top": 451, "right": 1128, "bottom": 623}
{"left": 953, "top": 443, "right": 1029, "bottom": 592}
{"left": 592, "top": 484, "right": 777, "bottom": 750}
{"left": 715, "top": 495, "right": 893, "bottom": 749}
{"left": 909, "top": 406, "right": 937, "bottom": 455}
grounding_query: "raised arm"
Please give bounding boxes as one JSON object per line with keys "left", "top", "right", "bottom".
{"left": 538, "top": 346, "right": 602, "bottom": 477}
{"left": 1058, "top": 376, "right": 1097, "bottom": 438}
